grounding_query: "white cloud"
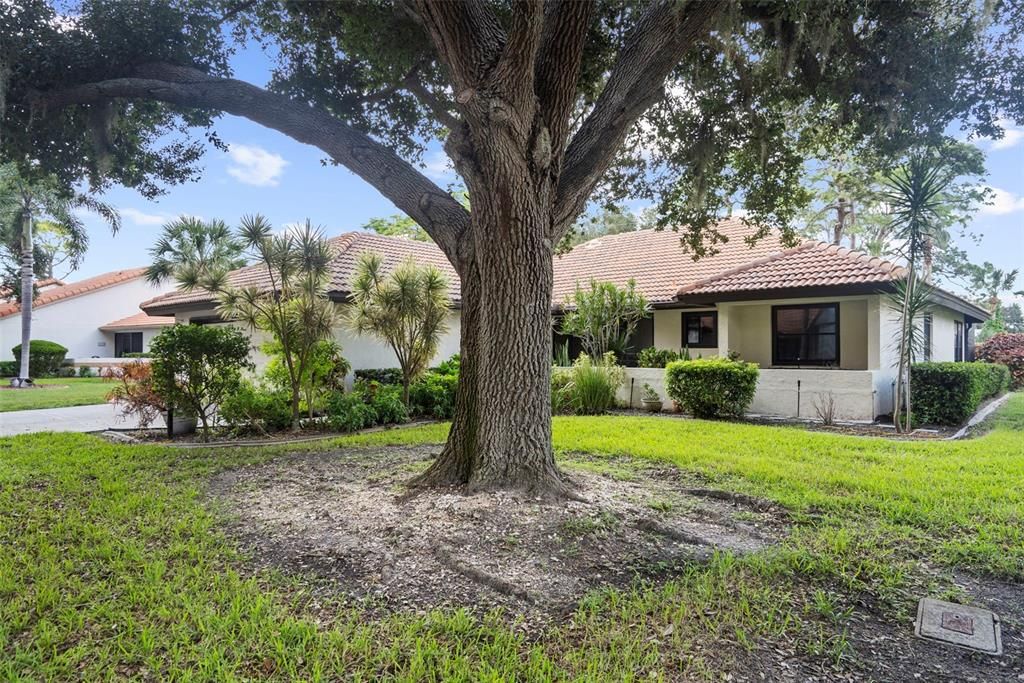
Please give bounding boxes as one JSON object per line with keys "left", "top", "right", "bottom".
{"left": 422, "top": 151, "right": 455, "bottom": 181}
{"left": 991, "top": 119, "right": 1024, "bottom": 151}
{"left": 120, "top": 207, "right": 168, "bottom": 226}
{"left": 226, "top": 144, "right": 288, "bottom": 187}
{"left": 978, "top": 187, "right": 1024, "bottom": 216}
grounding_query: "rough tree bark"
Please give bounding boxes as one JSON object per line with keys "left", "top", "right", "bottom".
{"left": 17, "top": 205, "right": 33, "bottom": 384}
{"left": 26, "top": 0, "right": 723, "bottom": 496}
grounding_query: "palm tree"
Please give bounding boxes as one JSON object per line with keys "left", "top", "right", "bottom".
{"left": 144, "top": 216, "right": 246, "bottom": 290}
{"left": 214, "top": 216, "right": 336, "bottom": 430}
{"left": 348, "top": 252, "right": 450, "bottom": 404}
{"left": 881, "top": 154, "right": 954, "bottom": 432}
{"left": 0, "top": 164, "right": 119, "bottom": 385}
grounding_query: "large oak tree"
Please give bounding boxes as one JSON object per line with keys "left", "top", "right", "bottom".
{"left": 3, "top": 0, "right": 1021, "bottom": 496}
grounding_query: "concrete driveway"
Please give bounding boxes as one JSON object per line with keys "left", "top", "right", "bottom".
{"left": 0, "top": 403, "right": 164, "bottom": 437}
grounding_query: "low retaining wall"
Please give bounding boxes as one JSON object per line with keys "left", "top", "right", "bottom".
{"left": 619, "top": 366, "right": 879, "bottom": 421}
{"left": 619, "top": 368, "right": 672, "bottom": 409}
{"left": 750, "top": 369, "right": 877, "bottom": 422}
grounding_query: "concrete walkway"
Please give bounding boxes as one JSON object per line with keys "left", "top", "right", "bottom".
{"left": 0, "top": 403, "right": 164, "bottom": 437}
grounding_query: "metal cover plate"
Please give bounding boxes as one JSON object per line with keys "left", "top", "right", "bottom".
{"left": 915, "top": 598, "right": 1002, "bottom": 655}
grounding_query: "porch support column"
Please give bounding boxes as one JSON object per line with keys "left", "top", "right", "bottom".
{"left": 867, "top": 296, "right": 881, "bottom": 370}
{"left": 717, "top": 303, "right": 730, "bottom": 357}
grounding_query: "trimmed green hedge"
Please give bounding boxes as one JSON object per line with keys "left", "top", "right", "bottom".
{"left": 353, "top": 367, "right": 404, "bottom": 385}
{"left": 910, "top": 361, "right": 1010, "bottom": 426}
{"left": 0, "top": 360, "right": 16, "bottom": 377}
{"left": 665, "top": 357, "right": 759, "bottom": 419}
{"left": 9, "top": 340, "right": 69, "bottom": 378}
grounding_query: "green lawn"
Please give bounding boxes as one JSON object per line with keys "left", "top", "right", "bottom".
{"left": 0, "top": 377, "right": 112, "bottom": 412}
{"left": 1, "top": 396, "right": 1021, "bottom": 680}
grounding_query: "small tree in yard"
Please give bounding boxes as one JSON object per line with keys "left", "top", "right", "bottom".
{"left": 213, "top": 216, "right": 336, "bottom": 431}
{"left": 883, "top": 154, "right": 951, "bottom": 433}
{"left": 560, "top": 280, "right": 650, "bottom": 361}
{"left": 149, "top": 324, "right": 253, "bottom": 440}
{"left": 348, "top": 252, "right": 450, "bottom": 405}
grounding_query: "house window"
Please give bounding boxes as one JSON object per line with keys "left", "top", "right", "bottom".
{"left": 922, "top": 314, "right": 933, "bottom": 361}
{"left": 114, "top": 332, "right": 143, "bottom": 358}
{"left": 772, "top": 303, "right": 839, "bottom": 366}
{"left": 682, "top": 311, "right": 718, "bottom": 348}
{"left": 954, "top": 320, "right": 964, "bottom": 362}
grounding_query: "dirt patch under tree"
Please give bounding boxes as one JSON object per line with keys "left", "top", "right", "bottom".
{"left": 209, "top": 445, "right": 787, "bottom": 630}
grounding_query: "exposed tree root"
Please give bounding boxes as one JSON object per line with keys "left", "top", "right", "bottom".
{"left": 683, "top": 488, "right": 776, "bottom": 512}
{"left": 635, "top": 517, "right": 711, "bottom": 546}
{"left": 434, "top": 545, "right": 535, "bottom": 604}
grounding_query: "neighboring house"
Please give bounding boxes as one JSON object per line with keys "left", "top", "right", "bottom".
{"left": 142, "top": 220, "right": 988, "bottom": 421}
{"left": 0, "top": 268, "right": 176, "bottom": 362}
{"left": 141, "top": 232, "right": 463, "bottom": 373}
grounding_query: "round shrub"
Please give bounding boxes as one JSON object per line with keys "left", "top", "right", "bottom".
{"left": 9, "top": 339, "right": 68, "bottom": 378}
{"left": 665, "top": 357, "right": 759, "bottom": 419}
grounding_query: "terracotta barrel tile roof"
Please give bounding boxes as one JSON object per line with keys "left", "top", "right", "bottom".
{"left": 141, "top": 232, "right": 461, "bottom": 314}
{"left": 552, "top": 218, "right": 792, "bottom": 304}
{"left": 99, "top": 312, "right": 176, "bottom": 331}
{"left": 0, "top": 268, "right": 147, "bottom": 319}
{"left": 676, "top": 242, "right": 906, "bottom": 297}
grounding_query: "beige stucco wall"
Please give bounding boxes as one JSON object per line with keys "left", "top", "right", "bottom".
{"left": 721, "top": 296, "right": 869, "bottom": 370}
{"left": 620, "top": 366, "right": 881, "bottom": 421}
{"left": 651, "top": 308, "right": 718, "bottom": 358}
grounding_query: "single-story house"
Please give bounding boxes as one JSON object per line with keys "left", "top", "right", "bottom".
{"left": 0, "top": 268, "right": 176, "bottom": 363}
{"left": 141, "top": 232, "right": 463, "bottom": 373}
{"left": 141, "top": 219, "right": 989, "bottom": 421}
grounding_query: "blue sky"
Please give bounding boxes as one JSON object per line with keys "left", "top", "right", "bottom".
{"left": 73, "top": 42, "right": 1023, "bottom": 299}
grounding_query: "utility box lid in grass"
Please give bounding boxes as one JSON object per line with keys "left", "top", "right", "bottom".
{"left": 915, "top": 598, "right": 1002, "bottom": 655}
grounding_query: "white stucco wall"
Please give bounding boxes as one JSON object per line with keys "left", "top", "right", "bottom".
{"left": 177, "top": 304, "right": 462, "bottom": 377}
{"left": 927, "top": 307, "right": 963, "bottom": 362}
{"left": 0, "top": 277, "right": 176, "bottom": 361}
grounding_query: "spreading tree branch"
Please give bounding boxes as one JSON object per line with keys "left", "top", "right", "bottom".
{"left": 412, "top": 0, "right": 506, "bottom": 93}
{"left": 554, "top": 0, "right": 723, "bottom": 234}
{"left": 534, "top": 0, "right": 595, "bottom": 162}
{"left": 28, "top": 62, "right": 470, "bottom": 264}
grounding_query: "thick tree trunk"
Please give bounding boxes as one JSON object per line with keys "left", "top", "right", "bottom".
{"left": 413, "top": 123, "right": 571, "bottom": 498}
{"left": 18, "top": 208, "right": 33, "bottom": 383}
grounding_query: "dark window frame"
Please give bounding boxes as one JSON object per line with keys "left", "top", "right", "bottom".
{"left": 954, "top": 320, "right": 964, "bottom": 362}
{"left": 113, "top": 331, "right": 144, "bottom": 358}
{"left": 922, "top": 314, "right": 933, "bottom": 361}
{"left": 771, "top": 303, "right": 840, "bottom": 367}
{"left": 681, "top": 311, "right": 718, "bottom": 349}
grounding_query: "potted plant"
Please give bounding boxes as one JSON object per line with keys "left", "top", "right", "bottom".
{"left": 640, "top": 383, "right": 662, "bottom": 412}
